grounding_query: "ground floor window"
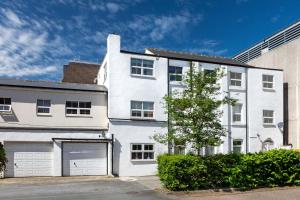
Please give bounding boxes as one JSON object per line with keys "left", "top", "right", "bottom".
{"left": 233, "top": 140, "right": 243, "bottom": 153}
{"left": 205, "top": 146, "right": 215, "bottom": 156}
{"left": 131, "top": 143, "right": 154, "bottom": 161}
{"left": 174, "top": 145, "right": 185, "bottom": 155}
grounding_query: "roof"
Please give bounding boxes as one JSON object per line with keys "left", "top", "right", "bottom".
{"left": 146, "top": 48, "right": 253, "bottom": 68}
{"left": 0, "top": 78, "right": 107, "bottom": 92}
{"left": 62, "top": 61, "right": 100, "bottom": 84}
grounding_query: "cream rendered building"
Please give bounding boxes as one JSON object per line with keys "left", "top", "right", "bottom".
{"left": 234, "top": 20, "right": 300, "bottom": 148}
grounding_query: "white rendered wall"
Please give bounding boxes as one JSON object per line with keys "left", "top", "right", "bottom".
{"left": 0, "top": 130, "right": 112, "bottom": 176}
{"left": 0, "top": 87, "right": 107, "bottom": 129}
{"left": 247, "top": 68, "right": 283, "bottom": 152}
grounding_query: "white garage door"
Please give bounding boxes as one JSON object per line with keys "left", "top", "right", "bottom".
{"left": 5, "top": 142, "right": 53, "bottom": 177}
{"left": 63, "top": 143, "right": 107, "bottom": 176}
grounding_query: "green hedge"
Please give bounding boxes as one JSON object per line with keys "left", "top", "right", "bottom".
{"left": 157, "top": 149, "right": 300, "bottom": 191}
{"left": 0, "top": 143, "right": 7, "bottom": 172}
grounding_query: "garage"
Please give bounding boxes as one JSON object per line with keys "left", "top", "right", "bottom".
{"left": 62, "top": 142, "right": 107, "bottom": 176}
{"left": 5, "top": 142, "right": 53, "bottom": 177}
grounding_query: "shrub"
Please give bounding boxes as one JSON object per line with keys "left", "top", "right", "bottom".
{"left": 230, "top": 149, "right": 300, "bottom": 189}
{"left": 157, "top": 149, "right": 300, "bottom": 191}
{"left": 157, "top": 154, "right": 207, "bottom": 191}
{"left": 203, "top": 153, "right": 243, "bottom": 188}
{"left": 0, "top": 143, "right": 7, "bottom": 172}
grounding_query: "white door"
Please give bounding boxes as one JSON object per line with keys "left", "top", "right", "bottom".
{"left": 5, "top": 142, "right": 53, "bottom": 177}
{"left": 63, "top": 143, "right": 107, "bottom": 176}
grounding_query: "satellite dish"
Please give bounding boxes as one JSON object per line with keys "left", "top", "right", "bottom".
{"left": 277, "top": 122, "right": 284, "bottom": 128}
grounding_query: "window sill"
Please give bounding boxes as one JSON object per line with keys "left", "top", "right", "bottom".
{"left": 37, "top": 113, "right": 52, "bottom": 117}
{"left": 131, "top": 159, "right": 156, "bottom": 162}
{"left": 263, "top": 88, "right": 275, "bottom": 92}
{"left": 232, "top": 123, "right": 246, "bottom": 127}
{"left": 130, "top": 117, "right": 155, "bottom": 121}
{"left": 66, "top": 115, "right": 93, "bottom": 118}
{"left": 130, "top": 74, "right": 156, "bottom": 80}
{"left": 263, "top": 123, "right": 276, "bottom": 127}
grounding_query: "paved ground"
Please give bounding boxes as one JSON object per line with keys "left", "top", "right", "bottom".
{"left": 169, "top": 187, "right": 300, "bottom": 200}
{"left": 0, "top": 176, "right": 171, "bottom": 200}
{"left": 0, "top": 176, "right": 300, "bottom": 200}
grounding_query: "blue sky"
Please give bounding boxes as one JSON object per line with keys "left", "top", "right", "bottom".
{"left": 0, "top": 0, "right": 300, "bottom": 81}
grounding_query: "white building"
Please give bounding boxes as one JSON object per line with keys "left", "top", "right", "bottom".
{"left": 0, "top": 79, "right": 112, "bottom": 177}
{"left": 0, "top": 34, "right": 284, "bottom": 177}
{"left": 98, "top": 34, "right": 284, "bottom": 176}
{"left": 233, "top": 20, "right": 300, "bottom": 149}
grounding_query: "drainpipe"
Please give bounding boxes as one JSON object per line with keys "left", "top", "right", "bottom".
{"left": 246, "top": 68, "right": 249, "bottom": 153}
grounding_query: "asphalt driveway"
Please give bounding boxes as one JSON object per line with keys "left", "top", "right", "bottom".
{"left": 0, "top": 176, "right": 171, "bottom": 200}
{"left": 1, "top": 176, "right": 300, "bottom": 200}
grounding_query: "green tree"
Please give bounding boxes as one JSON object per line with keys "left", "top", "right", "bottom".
{"left": 0, "top": 142, "right": 7, "bottom": 172}
{"left": 154, "top": 64, "right": 236, "bottom": 155}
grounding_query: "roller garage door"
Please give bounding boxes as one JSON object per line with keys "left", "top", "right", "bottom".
{"left": 62, "top": 142, "right": 107, "bottom": 176}
{"left": 5, "top": 142, "right": 53, "bottom": 177}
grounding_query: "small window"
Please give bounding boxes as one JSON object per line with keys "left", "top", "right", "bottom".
{"left": 131, "top": 101, "right": 154, "bottom": 119}
{"left": 66, "top": 101, "right": 91, "bottom": 116}
{"left": 262, "top": 75, "right": 274, "bottom": 89}
{"left": 174, "top": 145, "right": 185, "bottom": 155}
{"left": 169, "top": 66, "right": 182, "bottom": 81}
{"left": 205, "top": 146, "right": 215, "bottom": 156}
{"left": 37, "top": 99, "right": 51, "bottom": 115}
{"left": 230, "top": 72, "right": 242, "bottom": 86}
{"left": 263, "top": 110, "right": 274, "bottom": 124}
{"left": 232, "top": 104, "right": 242, "bottom": 122}
{"left": 233, "top": 140, "right": 243, "bottom": 153}
{"left": 0, "top": 98, "right": 11, "bottom": 112}
{"left": 131, "top": 144, "right": 154, "bottom": 161}
{"left": 131, "top": 58, "right": 154, "bottom": 77}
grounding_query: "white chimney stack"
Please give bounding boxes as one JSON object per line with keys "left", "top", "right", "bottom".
{"left": 107, "top": 34, "right": 120, "bottom": 54}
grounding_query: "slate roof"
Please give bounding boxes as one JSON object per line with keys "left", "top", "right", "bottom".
{"left": 146, "top": 48, "right": 254, "bottom": 68}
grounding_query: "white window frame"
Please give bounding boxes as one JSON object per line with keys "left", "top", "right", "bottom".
{"left": 263, "top": 110, "right": 275, "bottom": 125}
{"left": 169, "top": 66, "right": 183, "bottom": 82}
{"left": 65, "top": 101, "right": 92, "bottom": 117}
{"left": 130, "top": 58, "right": 154, "bottom": 77}
{"left": 36, "top": 99, "right": 51, "bottom": 116}
{"left": 130, "top": 143, "right": 155, "bottom": 161}
{"left": 233, "top": 139, "right": 243, "bottom": 153}
{"left": 232, "top": 103, "right": 242, "bottom": 123}
{"left": 230, "top": 72, "right": 242, "bottom": 87}
{"left": 262, "top": 74, "right": 274, "bottom": 89}
{"left": 131, "top": 101, "right": 154, "bottom": 119}
{"left": 0, "top": 97, "right": 11, "bottom": 113}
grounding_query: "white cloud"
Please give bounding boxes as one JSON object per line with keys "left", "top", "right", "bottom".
{"left": 128, "top": 12, "right": 203, "bottom": 42}
{"left": 0, "top": 8, "right": 72, "bottom": 78}
{"left": 106, "top": 2, "right": 124, "bottom": 13}
{"left": 2, "top": 9, "right": 23, "bottom": 26}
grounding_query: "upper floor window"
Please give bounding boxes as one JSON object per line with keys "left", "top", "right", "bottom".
{"left": 233, "top": 140, "right": 243, "bottom": 153}
{"left": 262, "top": 74, "right": 274, "bottom": 89}
{"left": 169, "top": 66, "right": 182, "bottom": 81}
{"left": 131, "top": 101, "right": 154, "bottom": 119}
{"left": 131, "top": 58, "right": 154, "bottom": 77}
{"left": 66, "top": 101, "right": 91, "bottom": 116}
{"left": 131, "top": 143, "right": 154, "bottom": 161}
{"left": 0, "top": 98, "right": 11, "bottom": 112}
{"left": 37, "top": 99, "right": 51, "bottom": 115}
{"left": 230, "top": 72, "right": 242, "bottom": 86}
{"left": 232, "top": 104, "right": 242, "bottom": 122}
{"left": 263, "top": 110, "right": 274, "bottom": 125}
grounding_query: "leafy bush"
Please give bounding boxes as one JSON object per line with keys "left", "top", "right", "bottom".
{"left": 203, "top": 153, "right": 243, "bottom": 188}
{"left": 0, "top": 143, "right": 7, "bottom": 172}
{"left": 157, "top": 149, "right": 300, "bottom": 191}
{"left": 157, "top": 154, "right": 207, "bottom": 190}
{"left": 230, "top": 149, "right": 300, "bottom": 189}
